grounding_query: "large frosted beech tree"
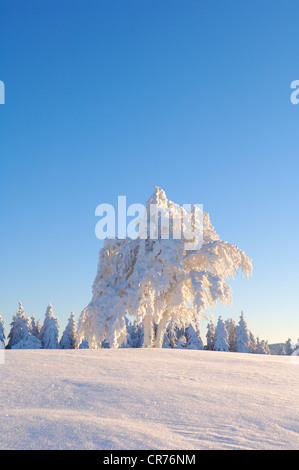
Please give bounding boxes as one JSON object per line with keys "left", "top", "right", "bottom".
{"left": 78, "top": 187, "right": 252, "bottom": 348}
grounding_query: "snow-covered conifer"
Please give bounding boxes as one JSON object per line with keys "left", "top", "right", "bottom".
{"left": 7, "top": 302, "right": 30, "bottom": 349}
{"left": 176, "top": 335, "right": 187, "bottom": 349}
{"left": 235, "top": 312, "right": 251, "bottom": 353}
{"left": 249, "top": 331, "right": 257, "bottom": 353}
{"left": 59, "top": 312, "right": 78, "bottom": 349}
{"left": 214, "top": 316, "right": 229, "bottom": 352}
{"left": 225, "top": 318, "right": 237, "bottom": 352}
{"left": 12, "top": 334, "right": 41, "bottom": 349}
{"left": 206, "top": 321, "right": 215, "bottom": 350}
{"left": 126, "top": 317, "right": 144, "bottom": 348}
{"left": 79, "top": 339, "right": 89, "bottom": 349}
{"left": 0, "top": 312, "right": 5, "bottom": 347}
{"left": 185, "top": 323, "right": 204, "bottom": 350}
{"left": 39, "top": 303, "right": 59, "bottom": 349}
{"left": 124, "top": 318, "right": 133, "bottom": 348}
{"left": 264, "top": 340, "right": 270, "bottom": 355}
{"left": 162, "top": 331, "right": 171, "bottom": 348}
{"left": 256, "top": 338, "right": 270, "bottom": 355}
{"left": 166, "top": 320, "right": 180, "bottom": 349}
{"left": 78, "top": 187, "right": 252, "bottom": 348}
{"left": 30, "top": 315, "right": 36, "bottom": 333}
{"left": 285, "top": 338, "right": 294, "bottom": 356}
{"left": 7, "top": 302, "right": 41, "bottom": 349}
{"left": 30, "top": 315, "right": 41, "bottom": 337}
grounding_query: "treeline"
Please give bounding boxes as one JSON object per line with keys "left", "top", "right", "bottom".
{"left": 202, "top": 314, "right": 297, "bottom": 355}
{"left": 0, "top": 303, "right": 298, "bottom": 355}
{"left": 127, "top": 311, "right": 298, "bottom": 355}
{"left": 0, "top": 302, "right": 79, "bottom": 350}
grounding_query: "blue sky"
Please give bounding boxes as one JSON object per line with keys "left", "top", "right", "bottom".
{"left": 0, "top": 0, "right": 298, "bottom": 343}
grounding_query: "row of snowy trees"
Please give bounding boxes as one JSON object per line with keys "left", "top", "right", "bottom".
{"left": 0, "top": 302, "right": 78, "bottom": 350}
{"left": 1, "top": 304, "right": 297, "bottom": 355}
{"left": 205, "top": 312, "right": 271, "bottom": 354}
{"left": 127, "top": 311, "right": 272, "bottom": 354}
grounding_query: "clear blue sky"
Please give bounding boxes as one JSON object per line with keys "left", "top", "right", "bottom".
{"left": 0, "top": 0, "right": 298, "bottom": 343}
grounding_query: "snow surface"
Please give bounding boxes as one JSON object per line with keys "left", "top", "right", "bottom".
{"left": 0, "top": 349, "right": 298, "bottom": 450}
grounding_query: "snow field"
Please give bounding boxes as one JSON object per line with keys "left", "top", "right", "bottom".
{"left": 0, "top": 349, "right": 298, "bottom": 450}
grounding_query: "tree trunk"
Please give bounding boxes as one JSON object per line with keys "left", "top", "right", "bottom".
{"left": 142, "top": 314, "right": 155, "bottom": 348}
{"left": 142, "top": 311, "right": 170, "bottom": 348}
{"left": 154, "top": 311, "right": 170, "bottom": 348}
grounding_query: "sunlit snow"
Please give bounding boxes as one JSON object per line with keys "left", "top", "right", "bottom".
{"left": 0, "top": 349, "right": 298, "bottom": 450}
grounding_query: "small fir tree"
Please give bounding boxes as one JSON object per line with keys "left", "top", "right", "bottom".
{"left": 59, "top": 312, "right": 78, "bottom": 349}
{"left": 7, "top": 301, "right": 31, "bottom": 349}
{"left": 256, "top": 338, "right": 270, "bottom": 355}
{"left": 206, "top": 321, "right": 215, "bottom": 350}
{"left": 39, "top": 303, "right": 59, "bottom": 349}
{"left": 30, "top": 315, "right": 42, "bottom": 337}
{"left": 214, "top": 316, "right": 229, "bottom": 352}
{"left": 235, "top": 312, "right": 251, "bottom": 353}
{"left": 185, "top": 323, "right": 204, "bottom": 350}
{"left": 225, "top": 318, "right": 237, "bottom": 352}
{"left": 285, "top": 338, "right": 294, "bottom": 356}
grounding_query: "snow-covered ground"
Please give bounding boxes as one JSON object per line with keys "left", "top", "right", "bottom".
{"left": 0, "top": 349, "right": 298, "bottom": 450}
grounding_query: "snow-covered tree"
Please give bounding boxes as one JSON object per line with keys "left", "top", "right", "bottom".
{"left": 7, "top": 301, "right": 30, "bottom": 349}
{"left": 256, "top": 338, "right": 270, "bottom": 355}
{"left": 79, "top": 339, "right": 89, "bottom": 349}
{"left": 0, "top": 312, "right": 5, "bottom": 348}
{"left": 30, "top": 315, "right": 36, "bottom": 334}
{"left": 162, "top": 331, "right": 171, "bottom": 348}
{"left": 7, "top": 301, "right": 24, "bottom": 349}
{"left": 31, "top": 315, "right": 42, "bottom": 337}
{"left": 206, "top": 321, "right": 215, "bottom": 350}
{"left": 225, "top": 318, "right": 237, "bottom": 352}
{"left": 126, "top": 317, "right": 144, "bottom": 348}
{"left": 185, "top": 323, "right": 204, "bottom": 350}
{"left": 285, "top": 338, "right": 294, "bottom": 356}
{"left": 78, "top": 187, "right": 252, "bottom": 348}
{"left": 249, "top": 331, "right": 257, "bottom": 353}
{"left": 166, "top": 320, "right": 181, "bottom": 349}
{"left": 214, "top": 316, "right": 229, "bottom": 351}
{"left": 12, "top": 335, "right": 41, "bottom": 349}
{"left": 235, "top": 312, "right": 251, "bottom": 353}
{"left": 176, "top": 335, "right": 187, "bottom": 349}
{"left": 59, "top": 312, "right": 78, "bottom": 349}
{"left": 7, "top": 302, "right": 41, "bottom": 349}
{"left": 161, "top": 321, "right": 204, "bottom": 350}
{"left": 39, "top": 303, "right": 59, "bottom": 349}
{"left": 264, "top": 340, "right": 270, "bottom": 355}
